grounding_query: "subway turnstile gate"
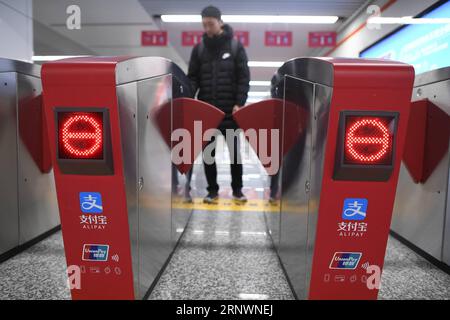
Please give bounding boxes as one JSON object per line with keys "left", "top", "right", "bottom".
{"left": 41, "top": 56, "right": 227, "bottom": 299}
{"left": 234, "top": 57, "right": 415, "bottom": 299}
{"left": 42, "top": 56, "right": 179, "bottom": 299}
{"left": 0, "top": 58, "right": 59, "bottom": 258}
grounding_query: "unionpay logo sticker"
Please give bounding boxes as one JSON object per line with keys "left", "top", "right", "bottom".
{"left": 329, "top": 252, "right": 362, "bottom": 270}
{"left": 342, "top": 198, "right": 367, "bottom": 221}
{"left": 82, "top": 244, "right": 109, "bottom": 261}
{"left": 79, "top": 192, "right": 103, "bottom": 213}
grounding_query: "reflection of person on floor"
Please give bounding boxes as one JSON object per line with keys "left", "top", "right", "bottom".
{"left": 187, "top": 6, "right": 250, "bottom": 204}
{"left": 172, "top": 165, "right": 193, "bottom": 203}
{"left": 269, "top": 171, "right": 280, "bottom": 204}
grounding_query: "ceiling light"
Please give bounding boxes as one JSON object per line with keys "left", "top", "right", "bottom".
{"left": 248, "top": 61, "right": 283, "bottom": 68}
{"left": 161, "top": 15, "right": 201, "bottom": 23}
{"left": 223, "top": 15, "right": 338, "bottom": 24}
{"left": 161, "top": 15, "right": 338, "bottom": 24}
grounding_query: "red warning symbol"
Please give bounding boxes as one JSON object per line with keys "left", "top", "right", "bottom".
{"left": 345, "top": 117, "right": 393, "bottom": 164}
{"left": 59, "top": 113, "right": 103, "bottom": 159}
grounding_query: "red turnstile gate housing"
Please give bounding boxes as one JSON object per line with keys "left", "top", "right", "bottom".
{"left": 42, "top": 56, "right": 226, "bottom": 299}
{"left": 234, "top": 58, "right": 414, "bottom": 299}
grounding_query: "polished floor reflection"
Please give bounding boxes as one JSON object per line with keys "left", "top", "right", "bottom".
{"left": 150, "top": 138, "right": 293, "bottom": 300}
{"left": 148, "top": 209, "right": 294, "bottom": 300}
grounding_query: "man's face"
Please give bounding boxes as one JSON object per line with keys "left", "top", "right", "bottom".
{"left": 202, "top": 17, "right": 223, "bottom": 37}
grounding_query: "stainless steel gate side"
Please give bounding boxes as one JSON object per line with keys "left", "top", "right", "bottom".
{"left": 306, "top": 84, "right": 332, "bottom": 294}
{"left": 117, "top": 76, "right": 174, "bottom": 299}
{"left": 1, "top": 57, "right": 60, "bottom": 255}
{"left": 170, "top": 63, "right": 194, "bottom": 244}
{"left": 17, "top": 73, "right": 59, "bottom": 244}
{"left": 265, "top": 78, "right": 283, "bottom": 250}
{"left": 391, "top": 68, "right": 450, "bottom": 264}
{"left": 277, "top": 77, "right": 333, "bottom": 299}
{"left": 278, "top": 76, "right": 314, "bottom": 299}
{"left": 117, "top": 81, "right": 139, "bottom": 297}
{"left": 444, "top": 164, "right": 450, "bottom": 265}
{"left": 0, "top": 71, "right": 19, "bottom": 255}
{"left": 137, "top": 74, "right": 173, "bottom": 299}
{"left": 116, "top": 57, "right": 175, "bottom": 299}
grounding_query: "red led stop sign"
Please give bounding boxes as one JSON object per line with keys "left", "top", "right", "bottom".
{"left": 344, "top": 116, "right": 395, "bottom": 165}
{"left": 58, "top": 112, "right": 104, "bottom": 159}
{"left": 334, "top": 111, "right": 398, "bottom": 181}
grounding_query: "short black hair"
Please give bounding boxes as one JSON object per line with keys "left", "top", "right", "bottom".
{"left": 201, "top": 5, "right": 221, "bottom": 20}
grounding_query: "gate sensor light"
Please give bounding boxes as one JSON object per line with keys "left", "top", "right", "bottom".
{"left": 55, "top": 108, "right": 113, "bottom": 175}
{"left": 344, "top": 117, "right": 394, "bottom": 165}
{"left": 334, "top": 111, "right": 398, "bottom": 181}
{"left": 58, "top": 112, "right": 104, "bottom": 159}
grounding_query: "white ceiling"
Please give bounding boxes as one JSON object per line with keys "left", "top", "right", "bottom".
{"left": 33, "top": 0, "right": 189, "bottom": 68}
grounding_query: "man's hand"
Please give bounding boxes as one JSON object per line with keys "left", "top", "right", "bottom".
{"left": 232, "top": 105, "right": 241, "bottom": 113}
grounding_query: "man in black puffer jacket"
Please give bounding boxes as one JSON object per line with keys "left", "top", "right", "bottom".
{"left": 188, "top": 5, "right": 250, "bottom": 204}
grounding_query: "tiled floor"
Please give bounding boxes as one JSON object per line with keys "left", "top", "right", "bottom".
{"left": 0, "top": 232, "right": 70, "bottom": 300}
{"left": 1, "top": 217, "right": 450, "bottom": 300}
{"left": 379, "top": 236, "right": 450, "bottom": 300}
{"left": 148, "top": 209, "right": 294, "bottom": 300}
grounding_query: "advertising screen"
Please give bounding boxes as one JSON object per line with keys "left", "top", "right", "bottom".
{"left": 360, "top": 1, "right": 450, "bottom": 74}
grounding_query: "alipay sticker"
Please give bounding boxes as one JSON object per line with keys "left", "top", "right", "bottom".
{"left": 342, "top": 198, "right": 368, "bottom": 221}
{"left": 79, "top": 192, "right": 103, "bottom": 214}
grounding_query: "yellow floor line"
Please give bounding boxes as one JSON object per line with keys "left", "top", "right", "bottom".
{"left": 172, "top": 197, "right": 281, "bottom": 212}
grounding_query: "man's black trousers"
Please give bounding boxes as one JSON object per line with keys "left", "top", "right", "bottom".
{"left": 203, "top": 126, "right": 243, "bottom": 194}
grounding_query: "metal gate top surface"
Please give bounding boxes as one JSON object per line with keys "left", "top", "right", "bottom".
{"left": 276, "top": 57, "right": 414, "bottom": 88}
{"left": 42, "top": 56, "right": 172, "bottom": 85}
{"left": 0, "top": 58, "right": 41, "bottom": 77}
{"left": 414, "top": 65, "right": 450, "bottom": 87}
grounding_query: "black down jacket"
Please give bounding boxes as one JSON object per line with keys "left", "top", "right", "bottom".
{"left": 187, "top": 24, "right": 250, "bottom": 128}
